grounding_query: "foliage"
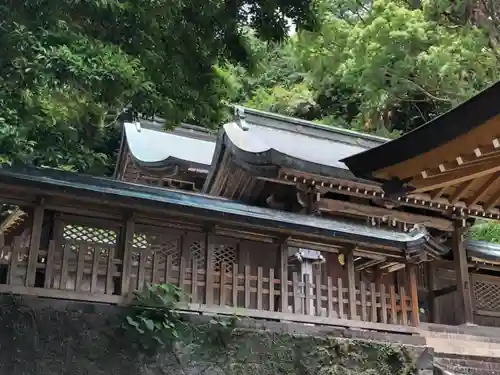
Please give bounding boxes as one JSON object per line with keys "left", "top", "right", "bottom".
{"left": 0, "top": 0, "right": 316, "bottom": 174}
{"left": 122, "top": 282, "right": 418, "bottom": 374}
{"left": 2, "top": 0, "right": 499, "bottom": 173}
{"left": 125, "top": 283, "right": 185, "bottom": 349}
{"left": 469, "top": 220, "right": 500, "bottom": 244}
{"left": 226, "top": 0, "right": 499, "bottom": 136}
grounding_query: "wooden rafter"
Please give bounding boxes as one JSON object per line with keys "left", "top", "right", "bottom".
{"left": 223, "top": 169, "right": 246, "bottom": 199}
{"left": 424, "top": 139, "right": 500, "bottom": 176}
{"left": 421, "top": 151, "right": 500, "bottom": 180}
{"left": 483, "top": 187, "right": 500, "bottom": 211}
{"left": 429, "top": 187, "right": 447, "bottom": 200}
{"left": 466, "top": 173, "right": 500, "bottom": 206}
{"left": 449, "top": 179, "right": 476, "bottom": 205}
{"left": 412, "top": 154, "right": 500, "bottom": 193}
{"left": 0, "top": 208, "right": 25, "bottom": 233}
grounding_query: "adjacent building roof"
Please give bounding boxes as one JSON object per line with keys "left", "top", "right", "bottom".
{"left": 467, "top": 239, "right": 500, "bottom": 265}
{"left": 121, "top": 120, "right": 216, "bottom": 173}
{"left": 222, "top": 107, "right": 386, "bottom": 173}
{"left": 202, "top": 107, "right": 388, "bottom": 192}
{"left": 342, "top": 81, "right": 500, "bottom": 214}
{"left": 119, "top": 108, "right": 387, "bottom": 180}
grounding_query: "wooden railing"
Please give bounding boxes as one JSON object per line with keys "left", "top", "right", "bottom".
{"left": 160, "top": 258, "right": 418, "bottom": 327}
{"left": 0, "top": 240, "right": 419, "bottom": 328}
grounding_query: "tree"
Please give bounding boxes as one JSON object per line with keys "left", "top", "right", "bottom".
{"left": 0, "top": 0, "right": 316, "bottom": 174}
{"left": 228, "top": 0, "right": 498, "bottom": 136}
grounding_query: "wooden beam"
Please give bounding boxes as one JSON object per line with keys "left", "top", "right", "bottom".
{"left": 483, "top": 186, "right": 500, "bottom": 211}
{"left": 449, "top": 179, "right": 476, "bottom": 204}
{"left": 466, "top": 173, "right": 500, "bottom": 206}
{"left": 451, "top": 220, "right": 474, "bottom": 324}
{"left": 356, "top": 258, "right": 386, "bottom": 271}
{"left": 412, "top": 154, "right": 500, "bottom": 193}
{"left": 319, "top": 198, "right": 454, "bottom": 231}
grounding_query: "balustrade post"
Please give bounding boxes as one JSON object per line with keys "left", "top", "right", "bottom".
{"left": 26, "top": 199, "right": 45, "bottom": 287}
{"left": 120, "top": 215, "right": 135, "bottom": 297}
{"left": 452, "top": 219, "right": 474, "bottom": 324}
{"left": 204, "top": 229, "right": 215, "bottom": 305}
{"left": 345, "top": 247, "right": 357, "bottom": 320}
{"left": 279, "top": 242, "right": 288, "bottom": 313}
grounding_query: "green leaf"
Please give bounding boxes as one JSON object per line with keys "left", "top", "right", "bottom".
{"left": 126, "top": 316, "right": 139, "bottom": 328}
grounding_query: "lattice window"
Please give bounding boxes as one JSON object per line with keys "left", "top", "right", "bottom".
{"left": 214, "top": 243, "right": 237, "bottom": 272}
{"left": 133, "top": 230, "right": 181, "bottom": 266}
{"left": 187, "top": 241, "right": 237, "bottom": 271}
{"left": 473, "top": 280, "right": 500, "bottom": 311}
{"left": 190, "top": 241, "right": 205, "bottom": 269}
{"left": 63, "top": 224, "right": 117, "bottom": 245}
{"left": 62, "top": 224, "right": 116, "bottom": 259}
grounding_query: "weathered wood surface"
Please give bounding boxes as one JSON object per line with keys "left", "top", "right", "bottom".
{"left": 0, "top": 235, "right": 420, "bottom": 327}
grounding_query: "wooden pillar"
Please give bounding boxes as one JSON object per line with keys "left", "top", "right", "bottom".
{"left": 427, "top": 262, "right": 439, "bottom": 323}
{"left": 374, "top": 266, "right": 383, "bottom": 322}
{"left": 26, "top": 201, "right": 45, "bottom": 287}
{"left": 452, "top": 219, "right": 474, "bottom": 324}
{"left": 406, "top": 263, "right": 420, "bottom": 326}
{"left": 345, "top": 247, "right": 357, "bottom": 320}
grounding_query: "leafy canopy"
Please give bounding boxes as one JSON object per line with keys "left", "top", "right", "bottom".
{"left": 0, "top": 0, "right": 315, "bottom": 174}
{"left": 227, "top": 0, "right": 498, "bottom": 136}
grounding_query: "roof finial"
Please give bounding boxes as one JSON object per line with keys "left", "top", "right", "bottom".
{"left": 234, "top": 106, "right": 249, "bottom": 131}
{"left": 134, "top": 121, "right": 142, "bottom": 133}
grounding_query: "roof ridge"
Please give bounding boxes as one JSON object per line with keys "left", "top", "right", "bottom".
{"left": 236, "top": 106, "right": 389, "bottom": 144}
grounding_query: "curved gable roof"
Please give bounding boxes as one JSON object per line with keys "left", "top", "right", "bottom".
{"left": 124, "top": 121, "right": 216, "bottom": 172}
{"left": 121, "top": 108, "right": 388, "bottom": 179}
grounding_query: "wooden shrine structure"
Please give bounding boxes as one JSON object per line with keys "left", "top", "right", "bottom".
{"left": 0, "top": 82, "right": 499, "bottom": 333}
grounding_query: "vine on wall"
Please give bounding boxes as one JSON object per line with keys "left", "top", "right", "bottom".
{"left": 123, "top": 283, "right": 418, "bottom": 375}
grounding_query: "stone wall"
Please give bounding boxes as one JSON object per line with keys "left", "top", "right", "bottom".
{"left": 0, "top": 296, "right": 431, "bottom": 375}
{"left": 420, "top": 323, "right": 500, "bottom": 375}
{"left": 435, "top": 354, "right": 500, "bottom": 375}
